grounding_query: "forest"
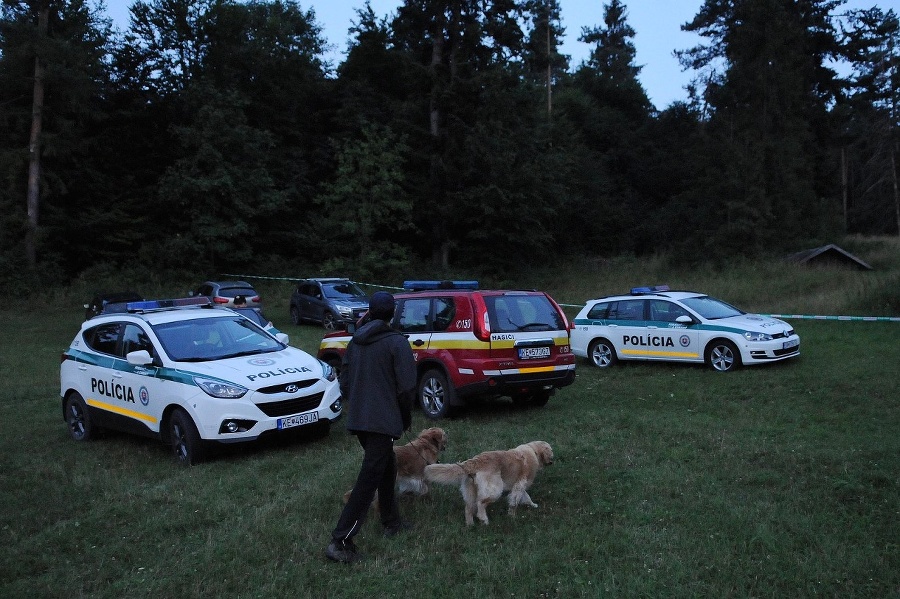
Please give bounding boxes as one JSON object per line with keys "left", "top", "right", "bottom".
{"left": 1, "top": 0, "right": 898, "bottom": 289}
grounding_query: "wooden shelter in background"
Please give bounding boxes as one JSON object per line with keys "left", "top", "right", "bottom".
{"left": 786, "top": 244, "right": 873, "bottom": 270}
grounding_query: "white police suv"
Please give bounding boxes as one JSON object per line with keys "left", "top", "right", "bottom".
{"left": 60, "top": 297, "right": 342, "bottom": 464}
{"left": 571, "top": 286, "right": 800, "bottom": 372}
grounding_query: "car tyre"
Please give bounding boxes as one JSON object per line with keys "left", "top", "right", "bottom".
{"left": 65, "top": 392, "right": 96, "bottom": 441}
{"left": 170, "top": 408, "right": 206, "bottom": 465}
{"left": 322, "top": 311, "right": 337, "bottom": 331}
{"left": 290, "top": 305, "right": 301, "bottom": 326}
{"left": 707, "top": 339, "right": 740, "bottom": 372}
{"left": 418, "top": 369, "right": 455, "bottom": 419}
{"left": 588, "top": 338, "right": 617, "bottom": 368}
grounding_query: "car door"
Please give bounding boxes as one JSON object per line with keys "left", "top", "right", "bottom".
{"left": 645, "top": 299, "right": 701, "bottom": 363}
{"left": 606, "top": 299, "right": 648, "bottom": 360}
{"left": 397, "top": 297, "right": 433, "bottom": 361}
{"left": 308, "top": 283, "right": 326, "bottom": 323}
{"left": 115, "top": 323, "right": 169, "bottom": 434}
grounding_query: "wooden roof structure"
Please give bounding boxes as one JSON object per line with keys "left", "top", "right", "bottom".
{"left": 786, "top": 244, "right": 873, "bottom": 270}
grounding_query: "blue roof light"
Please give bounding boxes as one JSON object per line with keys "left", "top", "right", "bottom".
{"left": 402, "top": 280, "right": 479, "bottom": 291}
{"left": 630, "top": 285, "right": 670, "bottom": 295}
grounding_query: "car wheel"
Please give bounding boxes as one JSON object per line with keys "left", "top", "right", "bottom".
{"left": 322, "top": 311, "right": 337, "bottom": 331}
{"left": 170, "top": 408, "right": 206, "bottom": 465}
{"left": 290, "top": 305, "right": 301, "bottom": 325}
{"left": 418, "top": 369, "right": 455, "bottom": 419}
{"left": 707, "top": 339, "right": 741, "bottom": 372}
{"left": 588, "top": 338, "right": 617, "bottom": 368}
{"left": 65, "top": 392, "right": 95, "bottom": 441}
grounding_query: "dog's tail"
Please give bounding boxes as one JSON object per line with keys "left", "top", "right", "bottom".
{"left": 424, "top": 463, "right": 467, "bottom": 485}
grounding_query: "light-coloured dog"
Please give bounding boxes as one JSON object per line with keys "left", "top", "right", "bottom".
{"left": 424, "top": 440, "right": 553, "bottom": 525}
{"left": 343, "top": 427, "right": 448, "bottom": 510}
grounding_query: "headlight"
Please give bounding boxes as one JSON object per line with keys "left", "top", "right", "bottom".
{"left": 194, "top": 376, "right": 248, "bottom": 398}
{"left": 336, "top": 305, "right": 352, "bottom": 317}
{"left": 319, "top": 360, "right": 337, "bottom": 382}
{"left": 743, "top": 331, "right": 772, "bottom": 342}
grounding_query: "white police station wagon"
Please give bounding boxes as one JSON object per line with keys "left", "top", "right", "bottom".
{"left": 571, "top": 286, "right": 800, "bottom": 372}
{"left": 60, "top": 297, "right": 342, "bottom": 464}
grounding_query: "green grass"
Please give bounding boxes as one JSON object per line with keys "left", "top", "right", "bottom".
{"left": 1, "top": 244, "right": 898, "bottom": 598}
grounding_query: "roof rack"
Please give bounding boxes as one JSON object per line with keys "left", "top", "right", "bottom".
{"left": 403, "top": 280, "right": 479, "bottom": 291}
{"left": 630, "top": 285, "right": 671, "bottom": 295}
{"left": 126, "top": 297, "right": 211, "bottom": 312}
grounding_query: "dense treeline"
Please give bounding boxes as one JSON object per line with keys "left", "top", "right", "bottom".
{"left": 1, "top": 0, "right": 897, "bottom": 287}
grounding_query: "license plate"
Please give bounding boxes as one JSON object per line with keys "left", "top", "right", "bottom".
{"left": 277, "top": 412, "right": 319, "bottom": 430}
{"left": 782, "top": 339, "right": 799, "bottom": 350}
{"left": 518, "top": 346, "right": 551, "bottom": 360}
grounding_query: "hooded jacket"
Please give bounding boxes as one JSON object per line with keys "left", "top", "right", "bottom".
{"left": 340, "top": 318, "right": 416, "bottom": 439}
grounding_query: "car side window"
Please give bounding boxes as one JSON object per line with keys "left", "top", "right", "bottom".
{"left": 586, "top": 302, "right": 609, "bottom": 320}
{"left": 122, "top": 324, "right": 155, "bottom": 357}
{"left": 84, "top": 323, "right": 121, "bottom": 356}
{"left": 649, "top": 300, "right": 690, "bottom": 323}
{"left": 432, "top": 298, "right": 455, "bottom": 331}
{"left": 609, "top": 299, "right": 645, "bottom": 321}
{"left": 398, "top": 298, "right": 431, "bottom": 333}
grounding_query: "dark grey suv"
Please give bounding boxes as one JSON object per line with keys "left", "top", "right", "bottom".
{"left": 290, "top": 278, "right": 369, "bottom": 330}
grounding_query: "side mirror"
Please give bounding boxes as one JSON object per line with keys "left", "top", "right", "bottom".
{"left": 275, "top": 332, "right": 290, "bottom": 345}
{"left": 126, "top": 350, "right": 154, "bottom": 366}
{"left": 675, "top": 315, "right": 693, "bottom": 325}
{"left": 346, "top": 322, "right": 357, "bottom": 334}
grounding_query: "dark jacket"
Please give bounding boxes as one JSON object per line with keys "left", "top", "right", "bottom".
{"left": 340, "top": 319, "right": 416, "bottom": 439}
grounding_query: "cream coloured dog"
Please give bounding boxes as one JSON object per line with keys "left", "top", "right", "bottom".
{"left": 424, "top": 441, "right": 553, "bottom": 525}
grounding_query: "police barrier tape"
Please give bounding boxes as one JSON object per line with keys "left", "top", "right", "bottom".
{"left": 223, "top": 274, "right": 900, "bottom": 322}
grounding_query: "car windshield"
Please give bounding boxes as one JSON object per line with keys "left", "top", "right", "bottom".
{"left": 152, "top": 316, "right": 283, "bottom": 362}
{"left": 231, "top": 307, "right": 269, "bottom": 328}
{"left": 680, "top": 296, "right": 744, "bottom": 320}
{"left": 486, "top": 295, "right": 564, "bottom": 332}
{"left": 323, "top": 282, "right": 366, "bottom": 300}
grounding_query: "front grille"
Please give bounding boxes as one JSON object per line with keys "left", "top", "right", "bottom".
{"left": 771, "top": 329, "right": 795, "bottom": 340}
{"left": 256, "top": 392, "right": 324, "bottom": 417}
{"left": 257, "top": 378, "right": 318, "bottom": 395}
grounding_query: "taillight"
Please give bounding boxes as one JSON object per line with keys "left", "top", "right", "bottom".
{"left": 61, "top": 352, "right": 70, "bottom": 364}
{"left": 251, "top": 296, "right": 261, "bottom": 304}
{"left": 471, "top": 295, "right": 491, "bottom": 342}
{"left": 213, "top": 297, "right": 229, "bottom": 304}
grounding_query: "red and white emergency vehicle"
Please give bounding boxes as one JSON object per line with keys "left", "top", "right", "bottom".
{"left": 318, "top": 281, "right": 576, "bottom": 419}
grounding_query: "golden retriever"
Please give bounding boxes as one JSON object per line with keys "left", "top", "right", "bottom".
{"left": 343, "top": 427, "right": 448, "bottom": 509}
{"left": 424, "top": 440, "right": 553, "bottom": 525}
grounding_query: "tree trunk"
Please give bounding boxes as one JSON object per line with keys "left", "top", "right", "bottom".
{"left": 26, "top": 4, "right": 49, "bottom": 269}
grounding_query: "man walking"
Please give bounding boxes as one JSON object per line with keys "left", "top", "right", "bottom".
{"left": 325, "top": 291, "right": 417, "bottom": 563}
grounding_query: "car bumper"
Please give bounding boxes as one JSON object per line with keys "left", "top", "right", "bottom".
{"left": 452, "top": 364, "right": 576, "bottom": 401}
{"left": 739, "top": 340, "right": 801, "bottom": 365}
{"left": 193, "top": 382, "right": 343, "bottom": 442}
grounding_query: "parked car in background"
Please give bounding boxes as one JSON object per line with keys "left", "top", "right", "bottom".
{"left": 319, "top": 280, "right": 576, "bottom": 419}
{"left": 60, "top": 297, "right": 342, "bottom": 465}
{"left": 570, "top": 285, "right": 800, "bottom": 372}
{"left": 290, "top": 278, "right": 369, "bottom": 330}
{"left": 84, "top": 291, "right": 144, "bottom": 320}
{"left": 190, "top": 280, "right": 261, "bottom": 308}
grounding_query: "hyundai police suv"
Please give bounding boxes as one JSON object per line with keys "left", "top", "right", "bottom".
{"left": 60, "top": 297, "right": 342, "bottom": 465}
{"left": 570, "top": 286, "right": 800, "bottom": 372}
{"left": 318, "top": 281, "right": 576, "bottom": 419}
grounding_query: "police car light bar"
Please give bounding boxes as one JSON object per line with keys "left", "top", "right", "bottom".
{"left": 126, "top": 297, "right": 211, "bottom": 311}
{"left": 403, "top": 280, "right": 479, "bottom": 291}
{"left": 630, "top": 285, "right": 671, "bottom": 295}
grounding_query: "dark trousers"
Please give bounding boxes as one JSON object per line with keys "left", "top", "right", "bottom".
{"left": 332, "top": 432, "right": 400, "bottom": 541}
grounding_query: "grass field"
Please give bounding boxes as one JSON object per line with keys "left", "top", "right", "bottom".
{"left": 1, "top": 242, "right": 898, "bottom": 598}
